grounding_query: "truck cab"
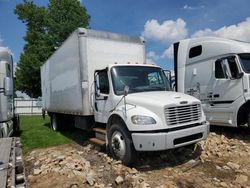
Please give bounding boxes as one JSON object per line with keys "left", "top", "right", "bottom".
{"left": 0, "top": 47, "right": 19, "bottom": 138}
{"left": 174, "top": 37, "right": 250, "bottom": 129}
{"left": 94, "top": 63, "right": 209, "bottom": 164}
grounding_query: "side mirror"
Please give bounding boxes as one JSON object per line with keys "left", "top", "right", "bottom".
{"left": 4, "top": 77, "right": 13, "bottom": 96}
{"left": 124, "top": 86, "right": 129, "bottom": 96}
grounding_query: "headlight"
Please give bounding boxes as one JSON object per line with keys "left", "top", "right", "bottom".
{"left": 131, "top": 115, "right": 156, "bottom": 125}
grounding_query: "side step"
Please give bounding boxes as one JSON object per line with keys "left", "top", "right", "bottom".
{"left": 89, "top": 138, "right": 106, "bottom": 146}
{"left": 93, "top": 127, "right": 106, "bottom": 134}
{"left": 89, "top": 127, "right": 106, "bottom": 146}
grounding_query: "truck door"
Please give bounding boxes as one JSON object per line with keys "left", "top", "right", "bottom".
{"left": 207, "top": 56, "right": 244, "bottom": 125}
{"left": 94, "top": 69, "right": 112, "bottom": 123}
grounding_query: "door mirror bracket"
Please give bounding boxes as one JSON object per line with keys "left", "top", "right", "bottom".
{"left": 237, "top": 72, "right": 244, "bottom": 79}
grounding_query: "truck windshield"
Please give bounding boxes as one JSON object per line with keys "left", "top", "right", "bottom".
{"left": 239, "top": 53, "right": 250, "bottom": 73}
{"left": 111, "top": 66, "right": 171, "bottom": 95}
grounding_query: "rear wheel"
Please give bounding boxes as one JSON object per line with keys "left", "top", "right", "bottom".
{"left": 108, "top": 123, "right": 136, "bottom": 166}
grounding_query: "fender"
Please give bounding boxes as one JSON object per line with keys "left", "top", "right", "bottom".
{"left": 108, "top": 104, "right": 164, "bottom": 132}
{"left": 236, "top": 97, "right": 250, "bottom": 126}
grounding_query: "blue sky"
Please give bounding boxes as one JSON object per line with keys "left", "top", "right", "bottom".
{"left": 1, "top": 0, "right": 250, "bottom": 70}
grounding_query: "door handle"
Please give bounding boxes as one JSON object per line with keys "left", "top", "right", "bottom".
{"left": 213, "top": 94, "right": 220, "bottom": 98}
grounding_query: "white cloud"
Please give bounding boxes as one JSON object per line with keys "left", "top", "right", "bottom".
{"left": 146, "top": 51, "right": 159, "bottom": 64}
{"left": 143, "top": 17, "right": 250, "bottom": 63}
{"left": 192, "top": 17, "right": 250, "bottom": 41}
{"left": 183, "top": 5, "right": 195, "bottom": 10}
{"left": 142, "top": 18, "right": 188, "bottom": 44}
{"left": 182, "top": 4, "right": 205, "bottom": 10}
{"left": 146, "top": 51, "right": 159, "bottom": 61}
{"left": 161, "top": 46, "right": 173, "bottom": 59}
{"left": 146, "top": 58, "right": 156, "bottom": 65}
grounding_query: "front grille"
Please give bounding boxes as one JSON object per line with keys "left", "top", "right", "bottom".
{"left": 165, "top": 104, "right": 201, "bottom": 126}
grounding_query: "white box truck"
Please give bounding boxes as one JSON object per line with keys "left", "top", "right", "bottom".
{"left": 0, "top": 47, "right": 20, "bottom": 138}
{"left": 174, "top": 37, "right": 250, "bottom": 129}
{"left": 41, "top": 28, "right": 209, "bottom": 165}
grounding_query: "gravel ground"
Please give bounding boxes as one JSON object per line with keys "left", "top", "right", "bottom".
{"left": 24, "top": 126, "right": 250, "bottom": 188}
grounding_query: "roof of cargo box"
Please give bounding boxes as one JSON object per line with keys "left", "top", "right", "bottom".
{"left": 77, "top": 28, "right": 145, "bottom": 44}
{"left": 96, "top": 63, "right": 159, "bottom": 71}
{"left": 40, "top": 28, "right": 146, "bottom": 70}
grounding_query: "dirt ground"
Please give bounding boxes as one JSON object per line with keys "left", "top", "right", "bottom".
{"left": 24, "top": 126, "right": 250, "bottom": 188}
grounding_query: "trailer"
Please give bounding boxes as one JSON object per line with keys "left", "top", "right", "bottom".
{"left": 41, "top": 28, "right": 209, "bottom": 165}
{"left": 174, "top": 37, "right": 250, "bottom": 129}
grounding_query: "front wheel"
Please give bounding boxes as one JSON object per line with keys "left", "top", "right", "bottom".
{"left": 107, "top": 123, "right": 136, "bottom": 166}
{"left": 247, "top": 110, "right": 250, "bottom": 131}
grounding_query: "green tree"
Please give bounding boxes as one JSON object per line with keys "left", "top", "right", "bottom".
{"left": 15, "top": 1, "right": 49, "bottom": 97}
{"left": 15, "top": 0, "right": 90, "bottom": 97}
{"left": 47, "top": 0, "right": 90, "bottom": 47}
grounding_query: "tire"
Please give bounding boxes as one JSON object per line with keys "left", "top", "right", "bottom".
{"left": 247, "top": 110, "right": 250, "bottom": 131}
{"left": 107, "top": 123, "right": 136, "bottom": 166}
{"left": 42, "top": 110, "right": 46, "bottom": 119}
{"left": 51, "top": 114, "right": 60, "bottom": 131}
{"left": 13, "top": 114, "right": 20, "bottom": 134}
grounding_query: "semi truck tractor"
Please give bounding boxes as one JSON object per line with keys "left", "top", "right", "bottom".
{"left": 0, "top": 47, "right": 19, "bottom": 138}
{"left": 41, "top": 28, "right": 209, "bottom": 165}
{"left": 174, "top": 37, "right": 250, "bottom": 129}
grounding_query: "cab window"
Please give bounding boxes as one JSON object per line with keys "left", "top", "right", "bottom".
{"left": 215, "top": 56, "right": 239, "bottom": 79}
{"left": 148, "top": 72, "right": 164, "bottom": 85}
{"left": 97, "top": 70, "right": 109, "bottom": 94}
{"left": 189, "top": 45, "right": 202, "bottom": 58}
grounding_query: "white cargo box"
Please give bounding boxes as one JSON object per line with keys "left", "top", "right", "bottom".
{"left": 41, "top": 28, "right": 145, "bottom": 115}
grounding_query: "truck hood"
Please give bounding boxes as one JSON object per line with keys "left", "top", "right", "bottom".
{"left": 126, "top": 91, "right": 200, "bottom": 107}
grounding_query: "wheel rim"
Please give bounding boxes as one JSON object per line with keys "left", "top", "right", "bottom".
{"left": 111, "top": 131, "right": 126, "bottom": 158}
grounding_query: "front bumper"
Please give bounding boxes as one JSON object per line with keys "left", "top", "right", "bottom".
{"left": 131, "top": 122, "right": 209, "bottom": 151}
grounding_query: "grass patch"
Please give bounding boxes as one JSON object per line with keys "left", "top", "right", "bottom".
{"left": 20, "top": 116, "right": 72, "bottom": 153}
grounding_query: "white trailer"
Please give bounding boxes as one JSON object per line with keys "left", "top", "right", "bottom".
{"left": 0, "top": 47, "right": 19, "bottom": 138}
{"left": 41, "top": 28, "right": 209, "bottom": 165}
{"left": 174, "top": 37, "right": 250, "bottom": 129}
